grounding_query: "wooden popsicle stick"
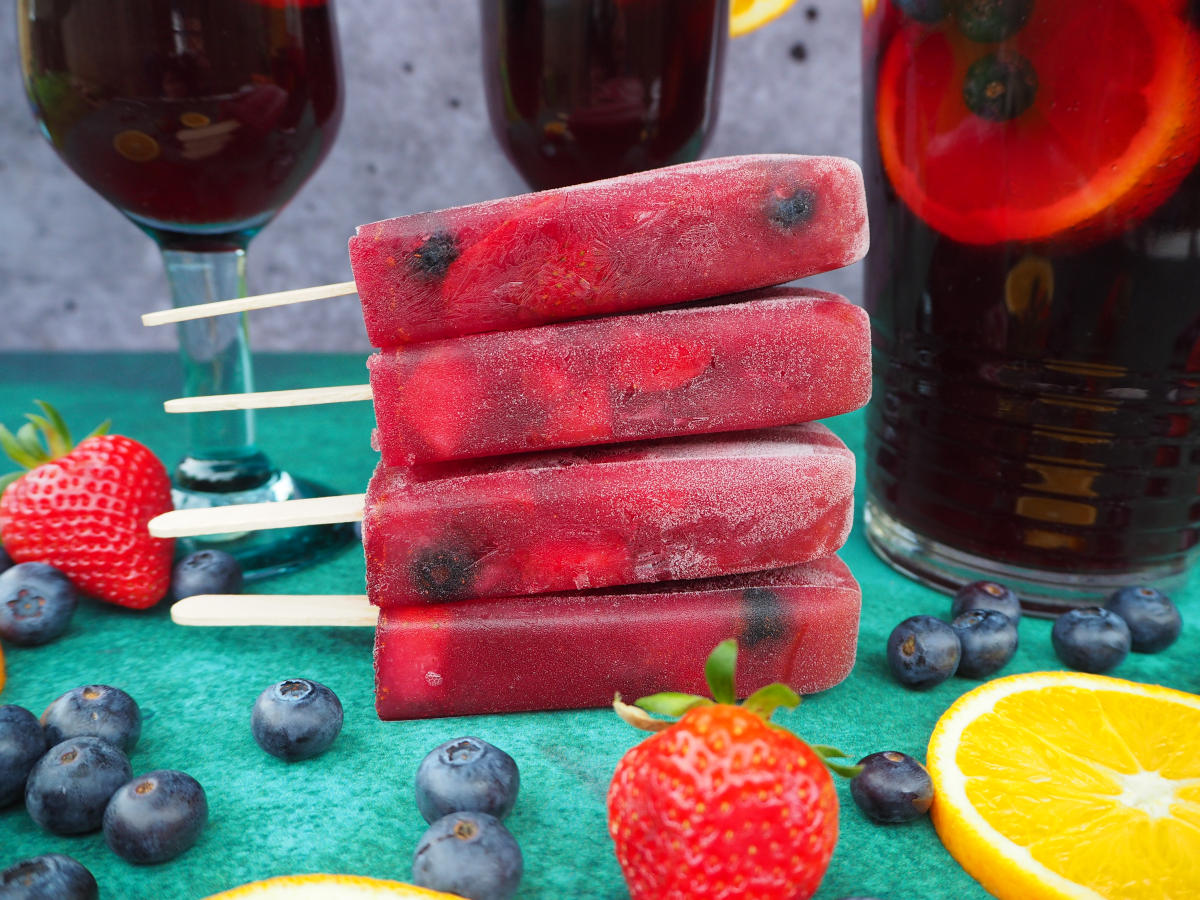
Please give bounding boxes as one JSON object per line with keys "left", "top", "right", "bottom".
{"left": 171, "top": 593, "right": 377, "bottom": 627}
{"left": 148, "top": 493, "right": 365, "bottom": 538}
{"left": 164, "top": 384, "right": 373, "bottom": 413}
{"left": 141, "top": 280, "right": 358, "bottom": 327}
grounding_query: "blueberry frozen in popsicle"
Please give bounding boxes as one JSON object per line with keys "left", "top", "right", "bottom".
{"left": 349, "top": 155, "right": 868, "bottom": 345}
{"left": 367, "top": 288, "right": 871, "bottom": 465}
{"left": 362, "top": 423, "right": 855, "bottom": 606}
{"left": 374, "top": 555, "right": 861, "bottom": 719}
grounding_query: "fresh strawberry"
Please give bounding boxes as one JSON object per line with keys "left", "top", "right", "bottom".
{"left": 607, "top": 640, "right": 859, "bottom": 900}
{"left": 0, "top": 402, "right": 174, "bottom": 609}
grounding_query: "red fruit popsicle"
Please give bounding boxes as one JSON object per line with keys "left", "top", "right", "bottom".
{"left": 367, "top": 288, "right": 871, "bottom": 465}
{"left": 374, "top": 555, "right": 861, "bottom": 720}
{"left": 362, "top": 423, "right": 855, "bottom": 606}
{"left": 349, "top": 154, "right": 868, "bottom": 346}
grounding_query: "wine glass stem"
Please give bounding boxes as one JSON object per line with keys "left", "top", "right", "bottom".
{"left": 161, "top": 247, "right": 273, "bottom": 494}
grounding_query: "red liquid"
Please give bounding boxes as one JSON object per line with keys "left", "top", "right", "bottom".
{"left": 20, "top": 0, "right": 342, "bottom": 249}
{"left": 862, "top": 0, "right": 1200, "bottom": 601}
{"left": 480, "top": 0, "right": 729, "bottom": 190}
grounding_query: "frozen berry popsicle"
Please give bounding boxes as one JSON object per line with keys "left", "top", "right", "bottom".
{"left": 374, "top": 555, "right": 861, "bottom": 719}
{"left": 362, "top": 423, "right": 855, "bottom": 606}
{"left": 367, "top": 288, "right": 871, "bottom": 465}
{"left": 349, "top": 155, "right": 868, "bottom": 346}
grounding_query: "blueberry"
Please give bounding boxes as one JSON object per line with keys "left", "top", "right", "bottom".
{"left": 412, "top": 811, "right": 523, "bottom": 900}
{"left": 951, "top": 609, "right": 1019, "bottom": 679}
{"left": 411, "top": 545, "right": 474, "bottom": 601}
{"left": 0, "top": 562, "right": 78, "bottom": 647}
{"left": 25, "top": 736, "right": 132, "bottom": 835}
{"left": 0, "top": 854, "right": 98, "bottom": 900}
{"left": 954, "top": 0, "right": 1033, "bottom": 42}
{"left": 251, "top": 678, "right": 343, "bottom": 761}
{"left": 416, "top": 737, "right": 520, "bottom": 824}
{"left": 0, "top": 545, "right": 12, "bottom": 575}
{"left": 951, "top": 580, "right": 1021, "bottom": 624}
{"left": 851, "top": 751, "right": 934, "bottom": 824}
{"left": 886, "top": 615, "right": 961, "bottom": 689}
{"left": 103, "top": 769, "right": 208, "bottom": 864}
{"left": 170, "top": 549, "right": 243, "bottom": 600}
{"left": 766, "top": 187, "right": 817, "bottom": 231}
{"left": 0, "top": 705, "right": 48, "bottom": 807}
{"left": 41, "top": 685, "right": 142, "bottom": 754}
{"left": 1051, "top": 607, "right": 1131, "bottom": 673}
{"left": 1104, "top": 586, "right": 1181, "bottom": 654}
{"left": 409, "top": 231, "right": 460, "bottom": 280}
{"left": 741, "top": 587, "right": 787, "bottom": 647}
{"left": 892, "top": 0, "right": 948, "bottom": 23}
{"left": 963, "top": 51, "right": 1038, "bottom": 122}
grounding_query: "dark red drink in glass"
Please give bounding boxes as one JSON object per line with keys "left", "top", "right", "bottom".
{"left": 480, "top": 0, "right": 729, "bottom": 190}
{"left": 21, "top": 0, "right": 342, "bottom": 249}
{"left": 18, "top": 0, "right": 348, "bottom": 578}
{"left": 861, "top": 0, "right": 1200, "bottom": 611}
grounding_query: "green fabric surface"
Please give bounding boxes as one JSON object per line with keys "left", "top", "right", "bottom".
{"left": 1, "top": 352, "right": 1197, "bottom": 900}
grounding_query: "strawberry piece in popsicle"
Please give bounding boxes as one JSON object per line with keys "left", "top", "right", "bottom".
{"left": 362, "top": 424, "right": 855, "bottom": 606}
{"left": 367, "top": 288, "right": 871, "bottom": 465}
{"left": 374, "top": 555, "right": 861, "bottom": 720}
{"left": 349, "top": 155, "right": 868, "bottom": 345}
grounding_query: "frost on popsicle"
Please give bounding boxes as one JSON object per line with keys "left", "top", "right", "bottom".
{"left": 367, "top": 288, "right": 872, "bottom": 465}
{"left": 362, "top": 424, "right": 855, "bottom": 607}
{"left": 349, "top": 155, "right": 869, "bottom": 346}
{"left": 373, "top": 555, "right": 861, "bottom": 719}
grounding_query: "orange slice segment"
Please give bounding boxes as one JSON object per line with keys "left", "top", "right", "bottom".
{"left": 876, "top": 0, "right": 1200, "bottom": 244}
{"left": 731, "top": 0, "right": 799, "bottom": 37}
{"left": 927, "top": 671, "right": 1200, "bottom": 899}
{"left": 202, "top": 874, "right": 464, "bottom": 899}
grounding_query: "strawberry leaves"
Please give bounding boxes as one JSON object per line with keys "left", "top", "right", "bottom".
{"left": 0, "top": 401, "right": 110, "bottom": 496}
{"left": 614, "top": 639, "right": 862, "bottom": 777}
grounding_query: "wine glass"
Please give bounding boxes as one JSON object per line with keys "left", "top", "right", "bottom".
{"left": 480, "top": 0, "right": 730, "bottom": 190}
{"left": 17, "top": 0, "right": 350, "bottom": 577}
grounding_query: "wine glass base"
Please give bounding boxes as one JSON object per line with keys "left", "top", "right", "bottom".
{"left": 171, "top": 470, "right": 358, "bottom": 582}
{"left": 863, "top": 497, "right": 1194, "bottom": 617}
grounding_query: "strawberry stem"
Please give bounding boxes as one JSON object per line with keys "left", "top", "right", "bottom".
{"left": 811, "top": 745, "right": 863, "bottom": 778}
{"left": 35, "top": 399, "right": 72, "bottom": 450}
{"left": 704, "top": 638, "right": 738, "bottom": 705}
{"left": 635, "top": 692, "right": 713, "bottom": 717}
{"left": 0, "top": 401, "right": 108, "bottom": 484}
{"left": 613, "top": 694, "right": 675, "bottom": 732}
{"left": 0, "top": 425, "right": 45, "bottom": 470}
{"left": 613, "top": 640, "right": 863, "bottom": 778}
{"left": 742, "top": 683, "right": 801, "bottom": 720}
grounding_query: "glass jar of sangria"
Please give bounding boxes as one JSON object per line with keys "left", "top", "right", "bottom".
{"left": 861, "top": 0, "right": 1200, "bottom": 612}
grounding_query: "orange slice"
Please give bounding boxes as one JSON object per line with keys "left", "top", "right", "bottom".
{"left": 731, "top": 0, "right": 799, "bottom": 37}
{"left": 876, "top": 0, "right": 1200, "bottom": 244}
{"left": 927, "top": 671, "right": 1200, "bottom": 899}
{"left": 202, "top": 874, "right": 463, "bottom": 899}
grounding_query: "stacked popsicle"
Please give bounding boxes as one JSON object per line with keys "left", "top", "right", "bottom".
{"left": 350, "top": 154, "right": 872, "bottom": 719}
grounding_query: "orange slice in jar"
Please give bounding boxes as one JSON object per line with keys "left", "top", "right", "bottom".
{"left": 876, "top": 0, "right": 1200, "bottom": 245}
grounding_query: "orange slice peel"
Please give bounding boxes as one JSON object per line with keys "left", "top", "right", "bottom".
{"left": 927, "top": 671, "right": 1200, "bottom": 899}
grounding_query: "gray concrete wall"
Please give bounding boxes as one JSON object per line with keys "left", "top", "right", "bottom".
{"left": 0, "top": 0, "right": 862, "bottom": 351}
